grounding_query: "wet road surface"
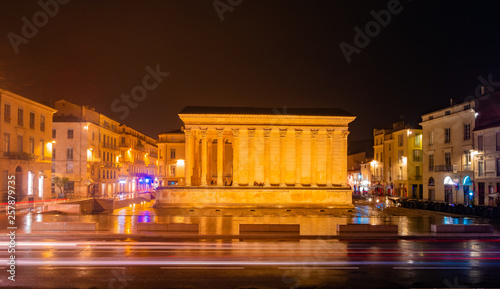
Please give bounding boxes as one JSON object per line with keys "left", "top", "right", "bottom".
{"left": 1, "top": 238, "right": 500, "bottom": 288}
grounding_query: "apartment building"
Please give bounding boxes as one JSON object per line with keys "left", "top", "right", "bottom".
{"left": 52, "top": 100, "right": 158, "bottom": 198}
{"left": 118, "top": 124, "right": 159, "bottom": 192}
{"left": 420, "top": 100, "right": 475, "bottom": 205}
{"left": 373, "top": 122, "right": 423, "bottom": 197}
{"left": 472, "top": 91, "right": 500, "bottom": 206}
{"left": 157, "top": 129, "right": 186, "bottom": 186}
{"left": 0, "top": 89, "right": 56, "bottom": 202}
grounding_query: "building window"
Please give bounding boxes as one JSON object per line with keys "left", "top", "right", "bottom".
{"left": 40, "top": 115, "right": 45, "bottom": 132}
{"left": 92, "top": 132, "right": 95, "bottom": 141}
{"left": 3, "top": 133, "right": 10, "bottom": 153}
{"left": 17, "top": 135, "right": 23, "bottom": 153}
{"left": 67, "top": 148, "right": 73, "bottom": 160}
{"left": 497, "top": 159, "right": 500, "bottom": 177}
{"left": 67, "top": 129, "right": 74, "bottom": 139}
{"left": 38, "top": 176, "right": 44, "bottom": 198}
{"left": 66, "top": 163, "right": 73, "bottom": 174}
{"left": 28, "top": 171, "right": 33, "bottom": 195}
{"left": 40, "top": 139, "right": 44, "bottom": 158}
{"left": 464, "top": 104, "right": 471, "bottom": 110}
{"left": 388, "top": 157, "right": 392, "bottom": 168}
{"left": 52, "top": 129, "right": 56, "bottom": 139}
{"left": 398, "top": 134, "right": 403, "bottom": 147}
{"left": 29, "top": 112, "right": 35, "bottom": 129}
{"left": 445, "top": 152, "right": 452, "bottom": 166}
{"left": 497, "top": 133, "right": 500, "bottom": 151}
{"left": 464, "top": 124, "right": 471, "bottom": 140}
{"left": 415, "top": 134, "right": 421, "bottom": 146}
{"left": 51, "top": 163, "right": 55, "bottom": 173}
{"left": 4, "top": 104, "right": 11, "bottom": 123}
{"left": 478, "top": 135, "right": 484, "bottom": 151}
{"left": 429, "top": 131, "right": 434, "bottom": 146}
{"left": 170, "top": 149, "right": 176, "bottom": 159}
{"left": 445, "top": 110, "right": 450, "bottom": 115}
{"left": 445, "top": 128, "right": 451, "bottom": 144}
{"left": 478, "top": 160, "right": 484, "bottom": 177}
{"left": 413, "top": 150, "right": 422, "bottom": 162}
{"left": 170, "top": 165, "right": 176, "bottom": 176}
{"left": 415, "top": 166, "right": 421, "bottom": 177}
{"left": 106, "top": 171, "right": 109, "bottom": 179}
{"left": 29, "top": 137, "right": 35, "bottom": 154}
{"left": 388, "top": 143, "right": 391, "bottom": 151}
{"left": 398, "top": 150, "right": 403, "bottom": 163}
{"left": 429, "top": 154, "right": 434, "bottom": 171}
{"left": 52, "top": 148, "right": 56, "bottom": 160}
{"left": 17, "top": 108, "right": 23, "bottom": 126}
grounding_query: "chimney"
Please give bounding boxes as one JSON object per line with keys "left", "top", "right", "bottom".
{"left": 450, "top": 98, "right": 453, "bottom": 106}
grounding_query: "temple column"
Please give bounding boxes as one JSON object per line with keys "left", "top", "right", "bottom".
{"left": 341, "top": 130, "right": 349, "bottom": 186}
{"left": 332, "top": 130, "right": 342, "bottom": 185}
{"left": 279, "top": 129, "right": 287, "bottom": 187}
{"left": 232, "top": 129, "right": 239, "bottom": 186}
{"left": 264, "top": 128, "right": 271, "bottom": 187}
{"left": 193, "top": 132, "right": 200, "bottom": 185}
{"left": 201, "top": 128, "right": 208, "bottom": 186}
{"left": 248, "top": 129, "right": 256, "bottom": 186}
{"left": 311, "top": 129, "right": 318, "bottom": 187}
{"left": 217, "top": 129, "right": 224, "bottom": 186}
{"left": 326, "top": 129, "right": 333, "bottom": 186}
{"left": 295, "top": 129, "right": 302, "bottom": 186}
{"left": 185, "top": 129, "right": 193, "bottom": 186}
{"left": 207, "top": 136, "right": 213, "bottom": 185}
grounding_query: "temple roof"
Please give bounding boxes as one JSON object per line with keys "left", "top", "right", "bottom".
{"left": 180, "top": 106, "right": 354, "bottom": 117}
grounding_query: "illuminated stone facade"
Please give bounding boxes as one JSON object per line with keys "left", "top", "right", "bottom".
{"left": 0, "top": 89, "right": 56, "bottom": 202}
{"left": 156, "top": 106, "right": 355, "bottom": 208}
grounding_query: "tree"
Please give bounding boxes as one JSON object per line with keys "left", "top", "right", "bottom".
{"left": 53, "top": 176, "right": 69, "bottom": 198}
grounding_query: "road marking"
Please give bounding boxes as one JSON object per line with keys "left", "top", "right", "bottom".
{"left": 393, "top": 267, "right": 472, "bottom": 270}
{"left": 279, "top": 267, "right": 359, "bottom": 270}
{"left": 41, "top": 267, "right": 126, "bottom": 270}
{"left": 161, "top": 266, "right": 244, "bottom": 270}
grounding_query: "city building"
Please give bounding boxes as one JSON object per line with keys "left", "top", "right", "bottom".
{"left": 472, "top": 91, "right": 500, "bottom": 206}
{"left": 156, "top": 106, "right": 356, "bottom": 208}
{"left": 118, "top": 124, "right": 159, "bottom": 193}
{"left": 0, "top": 89, "right": 56, "bottom": 202}
{"left": 157, "top": 129, "right": 186, "bottom": 186}
{"left": 421, "top": 99, "right": 475, "bottom": 204}
{"left": 52, "top": 100, "right": 158, "bottom": 198}
{"left": 347, "top": 139, "right": 374, "bottom": 193}
{"left": 373, "top": 122, "right": 423, "bottom": 197}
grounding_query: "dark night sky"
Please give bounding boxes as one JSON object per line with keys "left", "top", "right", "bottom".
{"left": 1, "top": 0, "right": 500, "bottom": 141}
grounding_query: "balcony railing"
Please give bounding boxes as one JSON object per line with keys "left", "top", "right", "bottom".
{"left": 134, "top": 145, "right": 145, "bottom": 152}
{"left": 397, "top": 175, "right": 404, "bottom": 180}
{"left": 462, "top": 164, "right": 472, "bottom": 172}
{"left": 101, "top": 162, "right": 119, "bottom": 168}
{"left": 414, "top": 175, "right": 422, "bottom": 180}
{"left": 434, "top": 165, "right": 456, "bottom": 172}
{"left": 101, "top": 143, "right": 118, "bottom": 150}
{"left": 3, "top": 152, "right": 37, "bottom": 161}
